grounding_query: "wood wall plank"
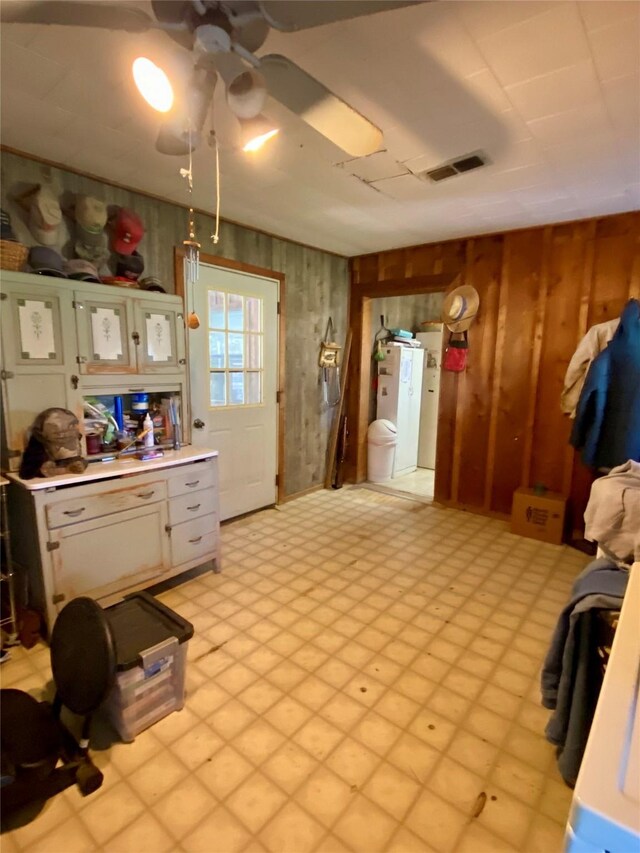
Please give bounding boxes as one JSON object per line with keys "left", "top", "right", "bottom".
{"left": 455, "top": 235, "right": 503, "bottom": 508}
{"left": 351, "top": 212, "right": 639, "bottom": 534}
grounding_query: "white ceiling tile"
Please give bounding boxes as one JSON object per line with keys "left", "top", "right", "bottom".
{"left": 625, "top": 182, "right": 640, "bottom": 205}
{"left": 588, "top": 19, "right": 640, "bottom": 83}
{"left": 370, "top": 174, "right": 430, "bottom": 201}
{"left": 0, "top": 40, "right": 67, "bottom": 99}
{"left": 339, "top": 151, "right": 409, "bottom": 182}
{"left": 505, "top": 60, "right": 601, "bottom": 121}
{"left": 476, "top": 4, "right": 591, "bottom": 87}
{"left": 413, "top": 5, "right": 488, "bottom": 79}
{"left": 454, "top": 1, "right": 557, "bottom": 40}
{"left": 462, "top": 69, "right": 514, "bottom": 114}
{"left": 602, "top": 73, "right": 640, "bottom": 137}
{"left": 1, "top": 25, "right": 37, "bottom": 48}
{"left": 578, "top": 1, "right": 639, "bottom": 32}
{"left": 526, "top": 101, "right": 613, "bottom": 146}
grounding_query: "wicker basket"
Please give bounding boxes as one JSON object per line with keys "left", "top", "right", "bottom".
{"left": 0, "top": 240, "right": 28, "bottom": 272}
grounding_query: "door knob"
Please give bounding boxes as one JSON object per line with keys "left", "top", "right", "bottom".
{"left": 193, "top": 418, "right": 205, "bottom": 429}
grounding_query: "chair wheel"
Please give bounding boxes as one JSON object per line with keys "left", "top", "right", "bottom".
{"left": 76, "top": 762, "right": 103, "bottom": 796}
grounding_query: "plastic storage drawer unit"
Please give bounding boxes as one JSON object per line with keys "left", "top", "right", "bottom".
{"left": 102, "top": 592, "right": 193, "bottom": 743}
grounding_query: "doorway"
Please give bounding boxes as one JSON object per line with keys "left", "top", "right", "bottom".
{"left": 367, "top": 293, "right": 444, "bottom": 502}
{"left": 345, "top": 270, "right": 460, "bottom": 502}
{"left": 175, "top": 251, "right": 285, "bottom": 521}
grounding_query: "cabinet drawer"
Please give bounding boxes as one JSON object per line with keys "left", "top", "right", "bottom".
{"left": 167, "top": 462, "right": 216, "bottom": 498}
{"left": 171, "top": 516, "right": 217, "bottom": 566}
{"left": 169, "top": 488, "right": 217, "bottom": 526}
{"left": 46, "top": 481, "right": 166, "bottom": 529}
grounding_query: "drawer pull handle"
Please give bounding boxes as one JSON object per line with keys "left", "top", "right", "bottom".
{"left": 187, "top": 504, "right": 201, "bottom": 511}
{"left": 136, "top": 491, "right": 155, "bottom": 499}
{"left": 189, "top": 535, "right": 203, "bottom": 544}
{"left": 185, "top": 480, "right": 200, "bottom": 487}
{"left": 63, "top": 507, "right": 85, "bottom": 517}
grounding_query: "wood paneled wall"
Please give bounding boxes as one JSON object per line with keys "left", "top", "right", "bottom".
{"left": 350, "top": 212, "right": 640, "bottom": 533}
{"left": 0, "top": 149, "right": 349, "bottom": 499}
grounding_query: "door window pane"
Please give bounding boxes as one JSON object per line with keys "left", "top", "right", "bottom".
{"left": 210, "top": 373, "right": 226, "bottom": 406}
{"left": 246, "top": 334, "right": 261, "bottom": 369}
{"left": 207, "top": 289, "right": 264, "bottom": 409}
{"left": 208, "top": 291, "right": 225, "bottom": 329}
{"left": 228, "top": 333, "right": 244, "bottom": 368}
{"left": 247, "top": 371, "right": 261, "bottom": 404}
{"left": 246, "top": 297, "right": 261, "bottom": 332}
{"left": 229, "top": 372, "right": 245, "bottom": 405}
{"left": 209, "top": 332, "right": 225, "bottom": 369}
{"left": 228, "top": 294, "right": 244, "bottom": 331}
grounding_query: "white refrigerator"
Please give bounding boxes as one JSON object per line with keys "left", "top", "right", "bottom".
{"left": 416, "top": 328, "right": 443, "bottom": 469}
{"left": 377, "top": 344, "right": 424, "bottom": 477}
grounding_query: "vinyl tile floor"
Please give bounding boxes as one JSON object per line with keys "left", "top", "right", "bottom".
{"left": 1, "top": 487, "right": 588, "bottom": 853}
{"left": 365, "top": 469, "right": 436, "bottom": 502}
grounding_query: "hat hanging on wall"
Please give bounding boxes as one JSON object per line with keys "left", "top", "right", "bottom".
{"left": 64, "top": 258, "right": 101, "bottom": 283}
{"left": 75, "top": 231, "right": 109, "bottom": 269}
{"left": 111, "top": 208, "right": 144, "bottom": 255}
{"left": 115, "top": 250, "right": 144, "bottom": 281}
{"left": 28, "top": 246, "right": 68, "bottom": 278}
{"left": 139, "top": 275, "right": 166, "bottom": 293}
{"left": 75, "top": 195, "right": 107, "bottom": 245}
{"left": 28, "top": 186, "right": 62, "bottom": 246}
{"left": 441, "top": 284, "right": 480, "bottom": 333}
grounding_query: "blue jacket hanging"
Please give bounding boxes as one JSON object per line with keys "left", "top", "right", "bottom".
{"left": 571, "top": 299, "right": 640, "bottom": 468}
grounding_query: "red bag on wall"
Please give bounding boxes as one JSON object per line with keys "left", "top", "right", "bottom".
{"left": 443, "top": 332, "right": 468, "bottom": 372}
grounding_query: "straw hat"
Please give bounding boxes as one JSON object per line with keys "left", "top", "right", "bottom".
{"left": 441, "top": 284, "right": 480, "bottom": 332}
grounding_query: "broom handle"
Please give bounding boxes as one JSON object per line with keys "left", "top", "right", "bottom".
{"left": 324, "top": 330, "right": 352, "bottom": 489}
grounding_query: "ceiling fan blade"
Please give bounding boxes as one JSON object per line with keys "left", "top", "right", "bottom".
{"left": 0, "top": 1, "right": 155, "bottom": 31}
{"left": 259, "top": 54, "right": 382, "bottom": 157}
{"left": 258, "top": 1, "right": 422, "bottom": 32}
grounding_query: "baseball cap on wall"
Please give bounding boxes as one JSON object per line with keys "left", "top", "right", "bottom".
{"left": 29, "top": 186, "right": 62, "bottom": 246}
{"left": 115, "top": 250, "right": 144, "bottom": 281}
{"left": 111, "top": 208, "right": 144, "bottom": 255}
{"left": 75, "top": 195, "right": 107, "bottom": 245}
{"left": 28, "top": 246, "right": 68, "bottom": 278}
{"left": 64, "top": 258, "right": 101, "bottom": 282}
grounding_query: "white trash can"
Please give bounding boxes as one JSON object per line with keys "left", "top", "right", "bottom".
{"left": 367, "top": 419, "right": 398, "bottom": 482}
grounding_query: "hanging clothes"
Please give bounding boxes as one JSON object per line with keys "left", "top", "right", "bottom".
{"left": 583, "top": 460, "right": 640, "bottom": 564}
{"left": 571, "top": 299, "right": 640, "bottom": 469}
{"left": 561, "top": 318, "right": 619, "bottom": 418}
{"left": 541, "top": 558, "right": 628, "bottom": 787}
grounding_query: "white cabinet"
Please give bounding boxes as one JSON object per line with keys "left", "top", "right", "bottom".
{"left": 0, "top": 276, "right": 79, "bottom": 465}
{"left": 50, "top": 503, "right": 169, "bottom": 603}
{"left": 6, "top": 450, "right": 220, "bottom": 630}
{"left": 0, "top": 271, "right": 187, "bottom": 468}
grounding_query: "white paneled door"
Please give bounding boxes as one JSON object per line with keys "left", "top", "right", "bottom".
{"left": 188, "top": 263, "right": 279, "bottom": 521}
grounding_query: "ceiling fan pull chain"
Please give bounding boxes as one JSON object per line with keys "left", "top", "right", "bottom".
{"left": 211, "top": 130, "right": 220, "bottom": 245}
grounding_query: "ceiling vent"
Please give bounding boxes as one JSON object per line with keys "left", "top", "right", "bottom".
{"left": 423, "top": 152, "right": 487, "bottom": 183}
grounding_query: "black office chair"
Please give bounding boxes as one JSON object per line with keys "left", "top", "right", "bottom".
{"left": 1, "top": 598, "right": 116, "bottom": 828}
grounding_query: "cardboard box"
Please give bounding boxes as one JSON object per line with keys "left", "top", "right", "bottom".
{"left": 511, "top": 487, "right": 567, "bottom": 545}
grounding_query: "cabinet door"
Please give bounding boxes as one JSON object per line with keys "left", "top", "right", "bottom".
{"left": 0, "top": 275, "right": 79, "bottom": 467}
{"left": 134, "top": 299, "right": 185, "bottom": 374}
{"left": 73, "top": 292, "right": 137, "bottom": 374}
{"left": 48, "top": 502, "right": 169, "bottom": 607}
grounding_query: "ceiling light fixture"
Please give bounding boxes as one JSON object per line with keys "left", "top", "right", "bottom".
{"left": 132, "top": 57, "right": 174, "bottom": 113}
{"left": 241, "top": 115, "right": 279, "bottom": 152}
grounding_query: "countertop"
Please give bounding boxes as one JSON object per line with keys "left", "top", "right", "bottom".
{"left": 4, "top": 447, "right": 218, "bottom": 491}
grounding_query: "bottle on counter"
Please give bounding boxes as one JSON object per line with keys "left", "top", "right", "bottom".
{"left": 143, "top": 413, "right": 155, "bottom": 448}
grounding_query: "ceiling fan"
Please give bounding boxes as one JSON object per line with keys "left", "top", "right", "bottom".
{"left": 2, "top": 0, "right": 421, "bottom": 157}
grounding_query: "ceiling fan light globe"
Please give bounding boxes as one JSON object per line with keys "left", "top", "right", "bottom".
{"left": 226, "top": 70, "right": 268, "bottom": 120}
{"left": 133, "top": 57, "right": 174, "bottom": 113}
{"left": 241, "top": 116, "right": 279, "bottom": 152}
